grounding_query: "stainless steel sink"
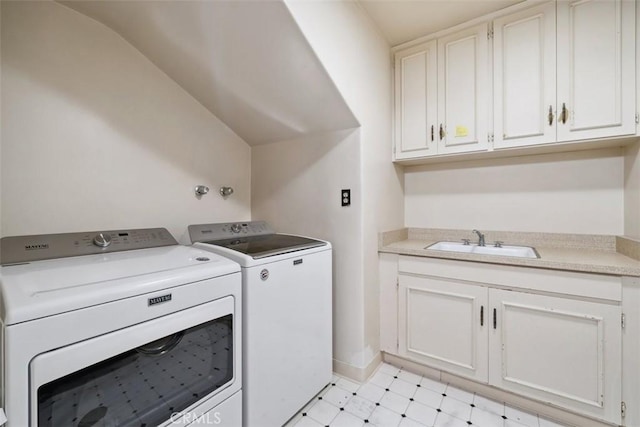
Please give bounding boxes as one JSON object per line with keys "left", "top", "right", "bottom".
{"left": 426, "top": 241, "right": 539, "bottom": 259}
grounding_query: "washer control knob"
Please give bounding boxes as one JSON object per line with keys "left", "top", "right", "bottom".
{"left": 93, "top": 233, "right": 112, "bottom": 248}
{"left": 230, "top": 223, "right": 242, "bottom": 234}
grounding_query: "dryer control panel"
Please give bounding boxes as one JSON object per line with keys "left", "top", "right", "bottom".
{"left": 0, "top": 228, "right": 178, "bottom": 265}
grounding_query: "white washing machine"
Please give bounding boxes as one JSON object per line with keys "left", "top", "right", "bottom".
{"left": 0, "top": 228, "right": 242, "bottom": 427}
{"left": 189, "top": 221, "right": 332, "bottom": 427}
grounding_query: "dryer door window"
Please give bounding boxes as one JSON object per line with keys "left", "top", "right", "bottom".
{"left": 36, "top": 314, "right": 234, "bottom": 427}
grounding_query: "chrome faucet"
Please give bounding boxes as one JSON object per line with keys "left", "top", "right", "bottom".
{"left": 472, "top": 229, "right": 485, "bottom": 247}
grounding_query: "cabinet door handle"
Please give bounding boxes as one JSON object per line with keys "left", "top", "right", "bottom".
{"left": 548, "top": 105, "right": 554, "bottom": 126}
{"left": 431, "top": 125, "right": 434, "bottom": 142}
{"left": 480, "top": 306, "right": 484, "bottom": 326}
{"left": 560, "top": 103, "right": 568, "bottom": 124}
{"left": 439, "top": 124, "right": 445, "bottom": 140}
{"left": 493, "top": 308, "right": 497, "bottom": 329}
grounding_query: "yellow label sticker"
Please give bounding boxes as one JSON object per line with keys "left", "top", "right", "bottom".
{"left": 455, "top": 126, "right": 468, "bottom": 137}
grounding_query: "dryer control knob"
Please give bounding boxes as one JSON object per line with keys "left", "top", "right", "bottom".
{"left": 93, "top": 233, "right": 112, "bottom": 248}
{"left": 230, "top": 223, "right": 242, "bottom": 234}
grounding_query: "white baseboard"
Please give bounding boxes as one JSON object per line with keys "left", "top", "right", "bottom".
{"left": 333, "top": 352, "right": 382, "bottom": 383}
{"left": 382, "top": 352, "right": 442, "bottom": 381}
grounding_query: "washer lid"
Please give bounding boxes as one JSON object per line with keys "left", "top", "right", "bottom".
{"left": 0, "top": 245, "right": 240, "bottom": 325}
{"left": 199, "top": 234, "right": 326, "bottom": 259}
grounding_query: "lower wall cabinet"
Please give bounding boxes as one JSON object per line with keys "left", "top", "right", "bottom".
{"left": 399, "top": 276, "right": 489, "bottom": 382}
{"left": 488, "top": 288, "right": 620, "bottom": 423}
{"left": 389, "top": 255, "right": 623, "bottom": 424}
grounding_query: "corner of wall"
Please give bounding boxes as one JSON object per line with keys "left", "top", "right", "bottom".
{"left": 333, "top": 351, "right": 382, "bottom": 383}
{"left": 0, "top": 0, "right": 4, "bottom": 239}
{"left": 624, "top": 139, "right": 640, "bottom": 238}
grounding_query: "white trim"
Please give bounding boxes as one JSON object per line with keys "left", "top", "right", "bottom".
{"left": 392, "top": 0, "right": 552, "bottom": 51}
{"left": 332, "top": 352, "right": 383, "bottom": 383}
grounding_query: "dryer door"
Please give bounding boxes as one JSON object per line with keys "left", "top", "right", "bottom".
{"left": 30, "top": 296, "right": 239, "bottom": 427}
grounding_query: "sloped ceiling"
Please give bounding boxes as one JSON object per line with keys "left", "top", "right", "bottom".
{"left": 359, "top": 0, "right": 524, "bottom": 47}
{"left": 59, "top": 0, "right": 359, "bottom": 146}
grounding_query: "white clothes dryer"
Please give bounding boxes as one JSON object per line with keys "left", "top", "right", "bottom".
{"left": 0, "top": 228, "right": 242, "bottom": 427}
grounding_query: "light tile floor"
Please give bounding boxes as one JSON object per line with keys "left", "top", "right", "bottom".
{"left": 286, "top": 363, "right": 570, "bottom": 427}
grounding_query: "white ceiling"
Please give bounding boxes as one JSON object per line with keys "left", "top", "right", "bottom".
{"left": 358, "top": 0, "right": 524, "bottom": 46}
{"left": 59, "top": 0, "right": 358, "bottom": 146}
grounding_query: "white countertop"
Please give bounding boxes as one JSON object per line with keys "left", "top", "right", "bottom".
{"left": 379, "top": 229, "right": 640, "bottom": 277}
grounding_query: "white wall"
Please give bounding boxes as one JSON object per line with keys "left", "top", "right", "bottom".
{"left": 344, "top": 4, "right": 404, "bottom": 370}
{"left": 0, "top": 1, "right": 251, "bottom": 243}
{"left": 0, "top": 1, "right": 3, "bottom": 241}
{"left": 252, "top": 129, "right": 365, "bottom": 365}
{"left": 625, "top": 141, "right": 640, "bottom": 239}
{"left": 405, "top": 148, "right": 625, "bottom": 235}
{"left": 280, "top": 1, "right": 404, "bottom": 374}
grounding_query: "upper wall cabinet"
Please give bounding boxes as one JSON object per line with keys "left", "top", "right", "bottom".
{"left": 437, "top": 24, "right": 490, "bottom": 155}
{"left": 555, "top": 0, "right": 636, "bottom": 142}
{"left": 393, "top": 0, "right": 637, "bottom": 161}
{"left": 394, "top": 24, "right": 489, "bottom": 159}
{"left": 394, "top": 41, "right": 437, "bottom": 159}
{"left": 493, "top": 2, "right": 557, "bottom": 148}
{"left": 494, "top": 0, "right": 636, "bottom": 149}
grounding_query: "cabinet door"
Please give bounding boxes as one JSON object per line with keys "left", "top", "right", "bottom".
{"left": 489, "top": 289, "right": 622, "bottom": 424}
{"left": 437, "top": 24, "right": 489, "bottom": 154}
{"left": 493, "top": 2, "right": 557, "bottom": 149}
{"left": 394, "top": 41, "right": 438, "bottom": 159}
{"left": 556, "top": 0, "right": 636, "bottom": 141}
{"left": 398, "top": 275, "right": 488, "bottom": 382}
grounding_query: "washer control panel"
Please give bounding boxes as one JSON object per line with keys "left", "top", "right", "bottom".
{"left": 1, "top": 228, "right": 178, "bottom": 265}
{"left": 188, "top": 221, "right": 274, "bottom": 242}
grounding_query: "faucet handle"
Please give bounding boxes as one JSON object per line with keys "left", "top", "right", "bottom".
{"left": 461, "top": 239, "right": 470, "bottom": 246}
{"left": 494, "top": 241, "right": 504, "bottom": 248}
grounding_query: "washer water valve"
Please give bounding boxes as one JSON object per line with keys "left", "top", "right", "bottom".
{"left": 219, "top": 187, "right": 234, "bottom": 197}
{"left": 194, "top": 185, "right": 210, "bottom": 197}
